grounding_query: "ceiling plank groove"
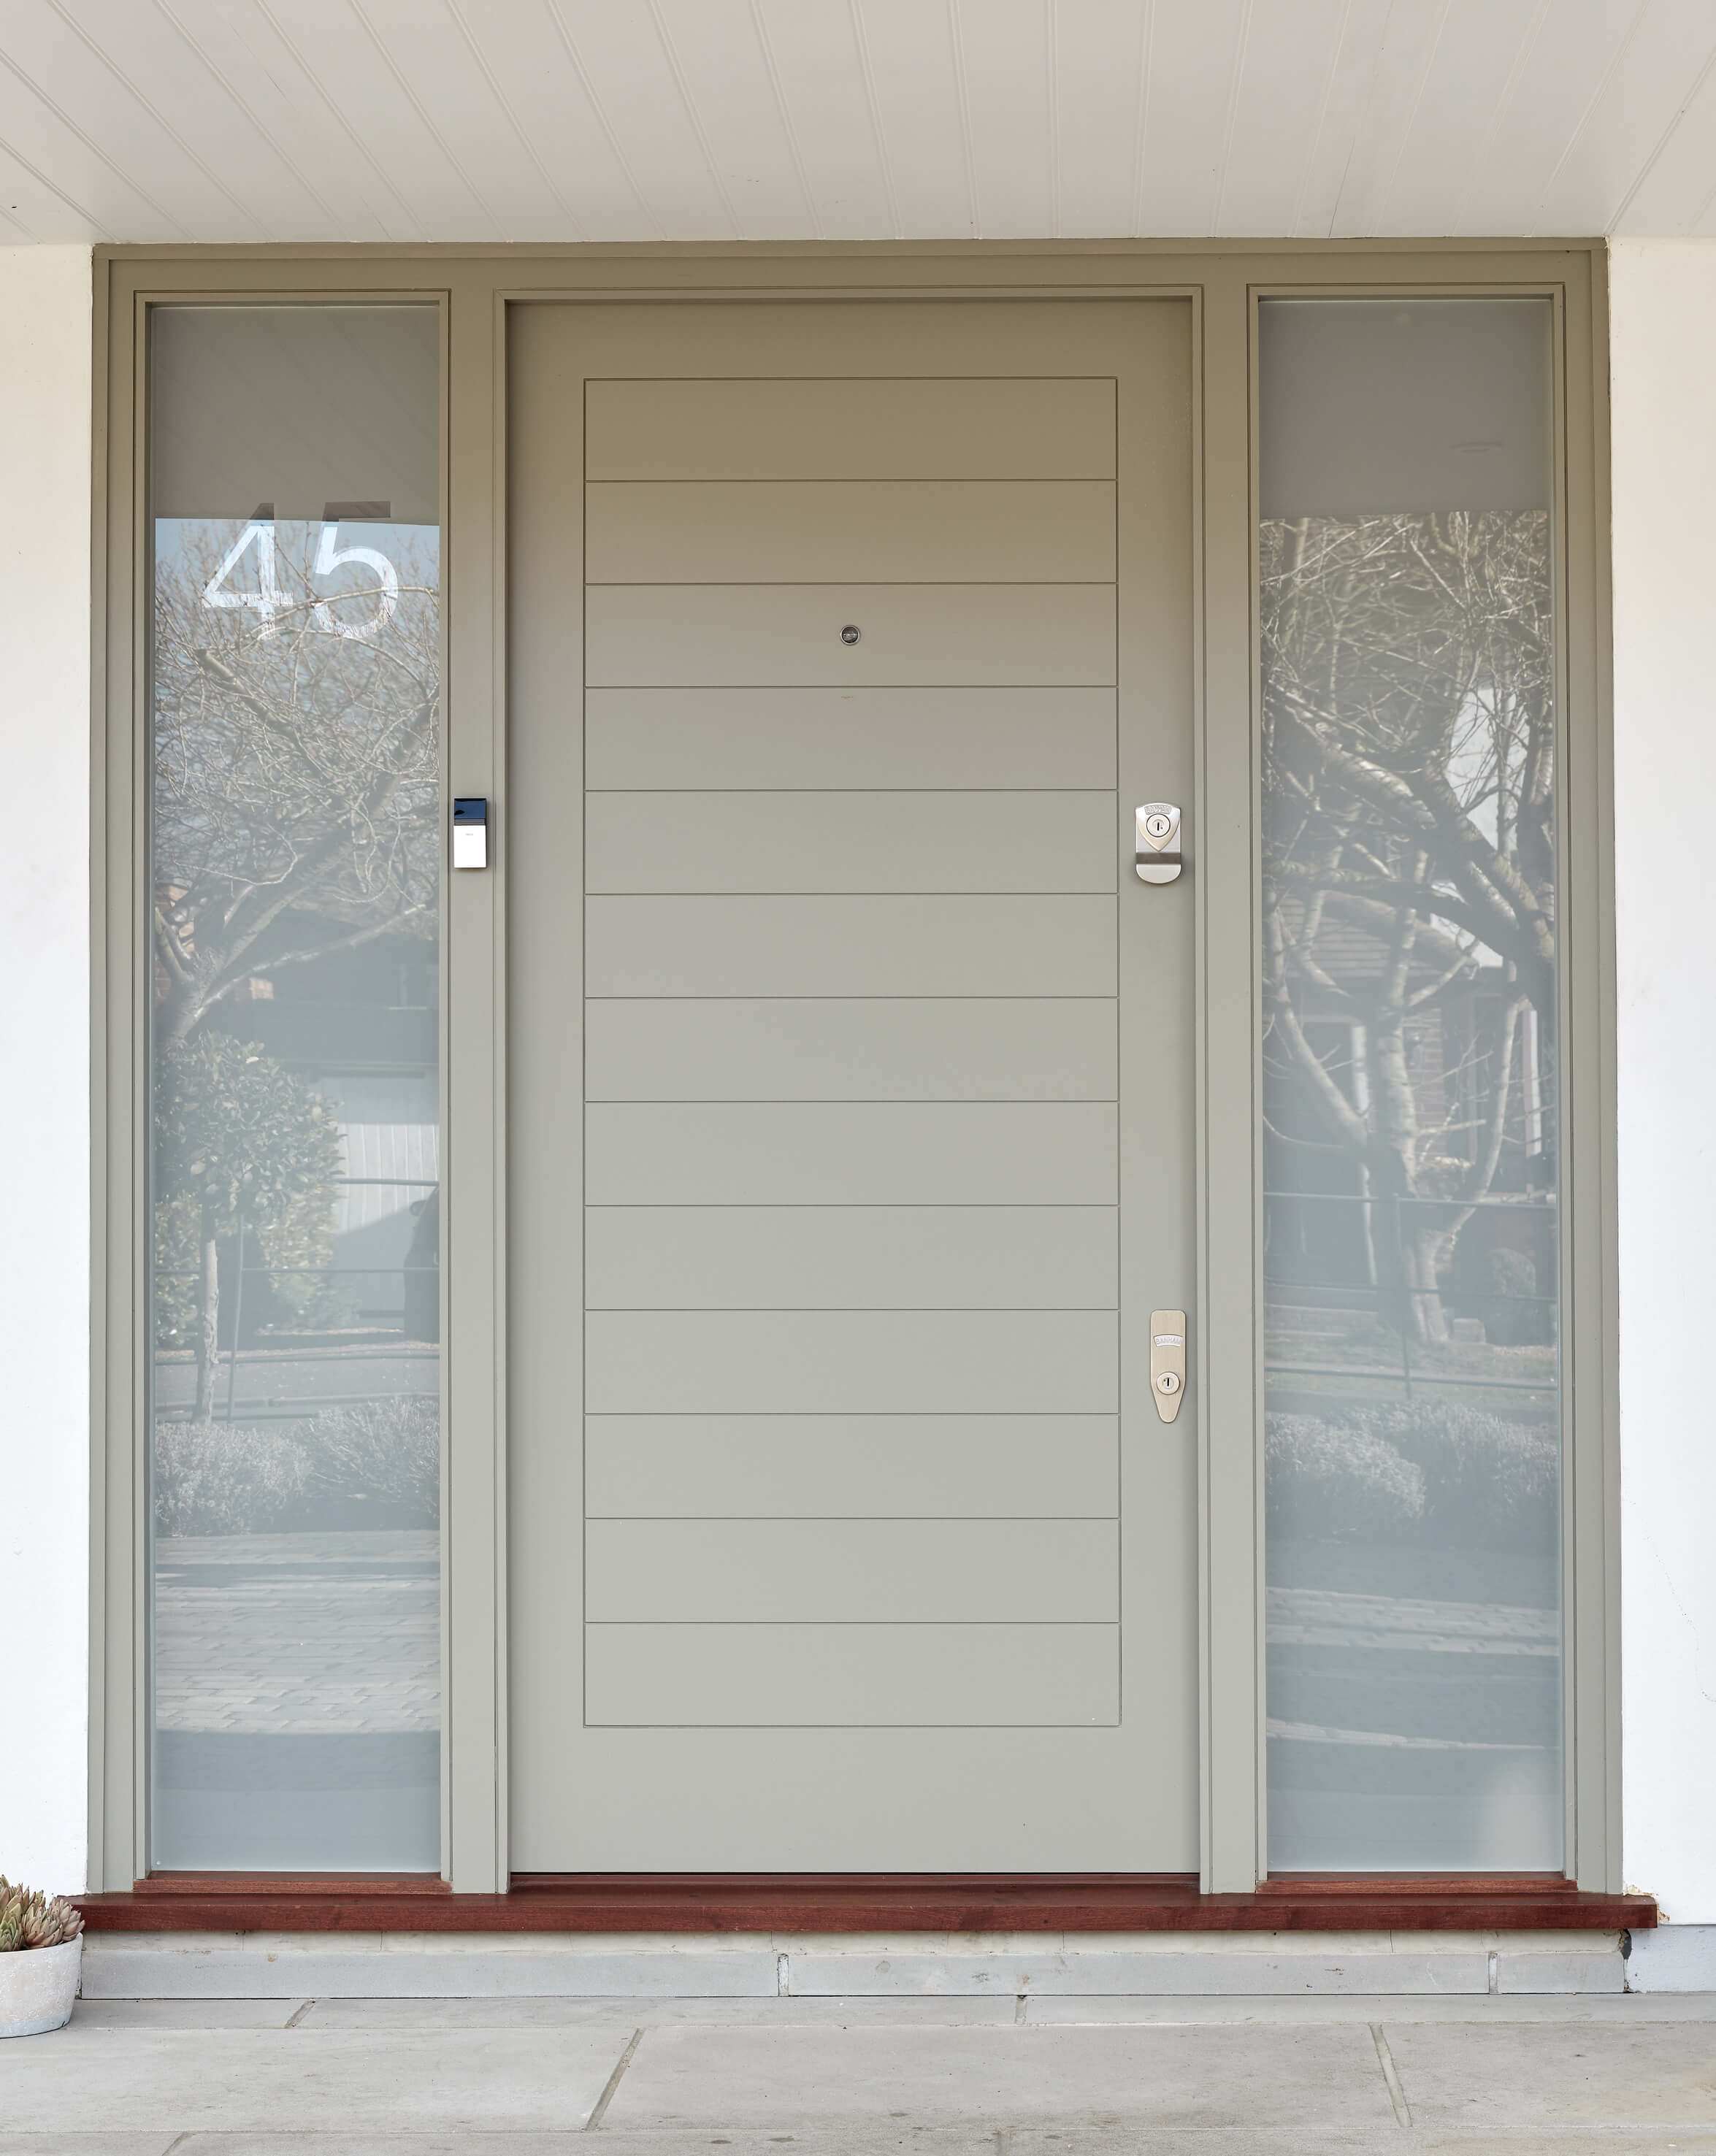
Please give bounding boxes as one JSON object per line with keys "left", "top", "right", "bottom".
{"left": 49, "top": 0, "right": 300, "bottom": 243}
{"left": 0, "top": 35, "right": 191, "bottom": 241}
{"left": 1, "top": 0, "right": 1712, "bottom": 242}
{"left": 143, "top": 0, "right": 365, "bottom": 242}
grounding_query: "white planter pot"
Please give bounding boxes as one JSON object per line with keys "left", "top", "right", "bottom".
{"left": 0, "top": 1937, "right": 81, "bottom": 2038}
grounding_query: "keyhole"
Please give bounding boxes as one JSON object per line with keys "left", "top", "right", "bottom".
{"left": 840, "top": 625, "right": 861, "bottom": 645}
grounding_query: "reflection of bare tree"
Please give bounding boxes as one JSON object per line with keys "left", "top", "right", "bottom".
{"left": 151, "top": 523, "right": 440, "bottom": 1047}
{"left": 1261, "top": 510, "right": 1554, "bottom": 1343}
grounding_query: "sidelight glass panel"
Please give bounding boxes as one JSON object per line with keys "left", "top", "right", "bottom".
{"left": 148, "top": 307, "right": 442, "bottom": 1869}
{"left": 1260, "top": 300, "right": 1562, "bottom": 1871}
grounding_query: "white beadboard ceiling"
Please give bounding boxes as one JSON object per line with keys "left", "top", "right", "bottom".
{"left": 1, "top": 0, "right": 1715, "bottom": 247}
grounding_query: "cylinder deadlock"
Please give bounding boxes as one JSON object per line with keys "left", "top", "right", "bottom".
{"left": 1135, "top": 802, "right": 1182, "bottom": 883}
{"left": 1150, "top": 1311, "right": 1187, "bottom": 1424}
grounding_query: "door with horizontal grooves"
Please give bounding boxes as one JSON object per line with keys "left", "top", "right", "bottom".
{"left": 508, "top": 299, "right": 1195, "bottom": 1868}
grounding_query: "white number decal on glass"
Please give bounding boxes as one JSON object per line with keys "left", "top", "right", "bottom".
{"left": 201, "top": 521, "right": 287, "bottom": 629}
{"left": 201, "top": 520, "right": 399, "bottom": 642}
{"left": 311, "top": 523, "right": 399, "bottom": 642}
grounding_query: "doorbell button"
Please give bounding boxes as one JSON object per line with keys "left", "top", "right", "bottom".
{"left": 453, "top": 796, "right": 489, "bottom": 870}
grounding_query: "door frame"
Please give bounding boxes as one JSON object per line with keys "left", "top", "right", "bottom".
{"left": 89, "top": 241, "right": 1617, "bottom": 1903}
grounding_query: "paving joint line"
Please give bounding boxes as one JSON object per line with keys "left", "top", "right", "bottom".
{"left": 586, "top": 2025, "right": 645, "bottom": 2130}
{"left": 1369, "top": 2021, "right": 1414, "bottom": 2128}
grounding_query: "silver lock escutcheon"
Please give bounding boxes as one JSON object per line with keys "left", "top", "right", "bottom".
{"left": 1135, "top": 801, "right": 1182, "bottom": 884}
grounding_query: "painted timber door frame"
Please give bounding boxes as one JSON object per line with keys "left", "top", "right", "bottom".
{"left": 90, "top": 242, "right": 1617, "bottom": 1902}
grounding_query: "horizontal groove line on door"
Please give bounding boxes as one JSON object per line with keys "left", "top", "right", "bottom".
{"left": 579, "top": 683, "right": 1122, "bottom": 692}
{"left": 580, "top": 891, "right": 1120, "bottom": 899}
{"left": 589, "top": 1515, "right": 1116, "bottom": 1523}
{"left": 584, "top": 787, "right": 1121, "bottom": 795}
{"left": 584, "top": 1620, "right": 1120, "bottom": 1628}
{"left": 586, "top": 373, "right": 1119, "bottom": 381}
{"left": 586, "top": 475, "right": 1120, "bottom": 483}
{"left": 583, "top": 995, "right": 1120, "bottom": 1002}
{"left": 586, "top": 581, "right": 1116, "bottom": 590}
{"left": 581, "top": 1307, "right": 1122, "bottom": 1313}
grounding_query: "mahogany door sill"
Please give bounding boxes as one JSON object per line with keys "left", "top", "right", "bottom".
{"left": 76, "top": 1871, "right": 1657, "bottom": 1933}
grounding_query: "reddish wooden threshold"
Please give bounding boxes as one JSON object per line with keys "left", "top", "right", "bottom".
{"left": 77, "top": 1871, "right": 1656, "bottom": 1934}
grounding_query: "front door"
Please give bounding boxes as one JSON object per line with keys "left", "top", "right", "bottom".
{"left": 507, "top": 297, "right": 1195, "bottom": 1870}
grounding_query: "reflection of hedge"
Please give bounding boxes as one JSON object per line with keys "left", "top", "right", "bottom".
{"left": 154, "top": 1395, "right": 439, "bottom": 1536}
{"left": 1268, "top": 1402, "right": 1558, "bottom": 1551}
{"left": 1266, "top": 1416, "right": 1425, "bottom": 1541}
{"left": 153, "top": 1420, "right": 313, "bottom": 1537}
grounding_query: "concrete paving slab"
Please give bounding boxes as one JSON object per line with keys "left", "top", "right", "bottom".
{"left": 79, "top": 1945, "right": 781, "bottom": 1998}
{"left": 1495, "top": 1952, "right": 1628, "bottom": 1994}
{"left": 1003, "top": 2138, "right": 1716, "bottom": 2156}
{"left": 95, "top": 2133, "right": 1716, "bottom": 2156}
{"left": 68, "top": 1998, "right": 309, "bottom": 2028}
{"left": 598, "top": 2022, "right": 1401, "bottom": 2132}
{"left": 786, "top": 1947, "right": 1492, "bottom": 1995}
{"left": 296, "top": 1995, "right": 1022, "bottom": 2029}
{"left": 0, "top": 2025, "right": 632, "bottom": 2134}
{"left": 144, "top": 2138, "right": 1004, "bottom": 2156}
{"left": 1024, "top": 1990, "right": 1716, "bottom": 2023}
{"left": 152, "top": 2141, "right": 594, "bottom": 2156}
{"left": 1384, "top": 2018, "right": 1716, "bottom": 2128}
{"left": 0, "top": 2138, "right": 181, "bottom": 2156}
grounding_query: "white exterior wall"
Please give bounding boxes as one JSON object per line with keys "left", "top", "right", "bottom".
{"left": 1611, "top": 237, "right": 1716, "bottom": 1926}
{"left": 1, "top": 239, "right": 1712, "bottom": 1922}
{"left": 0, "top": 247, "right": 93, "bottom": 1895}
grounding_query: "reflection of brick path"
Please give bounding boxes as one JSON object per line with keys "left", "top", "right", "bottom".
{"left": 1266, "top": 1584, "right": 1557, "bottom": 1654}
{"left": 154, "top": 1531, "right": 439, "bottom": 1735}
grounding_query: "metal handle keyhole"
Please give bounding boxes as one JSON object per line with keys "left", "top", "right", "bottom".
{"left": 840, "top": 624, "right": 861, "bottom": 645}
{"left": 1135, "top": 802, "right": 1183, "bottom": 886}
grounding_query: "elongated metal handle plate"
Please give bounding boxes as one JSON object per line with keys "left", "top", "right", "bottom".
{"left": 1150, "top": 1311, "right": 1187, "bottom": 1424}
{"left": 1135, "top": 802, "right": 1182, "bottom": 883}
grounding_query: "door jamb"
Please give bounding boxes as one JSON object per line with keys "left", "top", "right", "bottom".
{"left": 89, "top": 241, "right": 1615, "bottom": 1902}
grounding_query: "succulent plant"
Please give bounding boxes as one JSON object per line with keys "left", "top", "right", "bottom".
{"left": 0, "top": 1879, "right": 84, "bottom": 1952}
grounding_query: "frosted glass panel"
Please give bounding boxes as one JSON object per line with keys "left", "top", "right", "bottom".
{"left": 148, "top": 307, "right": 441, "bottom": 1871}
{"left": 1259, "top": 299, "right": 1562, "bottom": 1872}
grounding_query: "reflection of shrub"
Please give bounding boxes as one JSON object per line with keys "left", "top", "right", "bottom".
{"left": 302, "top": 1397, "right": 440, "bottom": 1512}
{"left": 1267, "top": 1403, "right": 1558, "bottom": 1551}
{"left": 1266, "top": 1415, "right": 1425, "bottom": 1541}
{"left": 154, "top": 1395, "right": 439, "bottom": 1536}
{"left": 1361, "top": 1402, "right": 1558, "bottom": 1552}
{"left": 153, "top": 1421, "right": 314, "bottom": 1536}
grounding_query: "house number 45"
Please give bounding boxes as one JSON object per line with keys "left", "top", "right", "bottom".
{"left": 202, "top": 520, "right": 399, "bottom": 642}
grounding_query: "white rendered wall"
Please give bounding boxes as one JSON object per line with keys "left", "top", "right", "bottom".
{"left": 0, "top": 248, "right": 92, "bottom": 1895}
{"left": 1611, "top": 239, "right": 1716, "bottom": 1925}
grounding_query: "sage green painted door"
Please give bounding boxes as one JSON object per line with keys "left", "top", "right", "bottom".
{"left": 507, "top": 298, "right": 1195, "bottom": 1869}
